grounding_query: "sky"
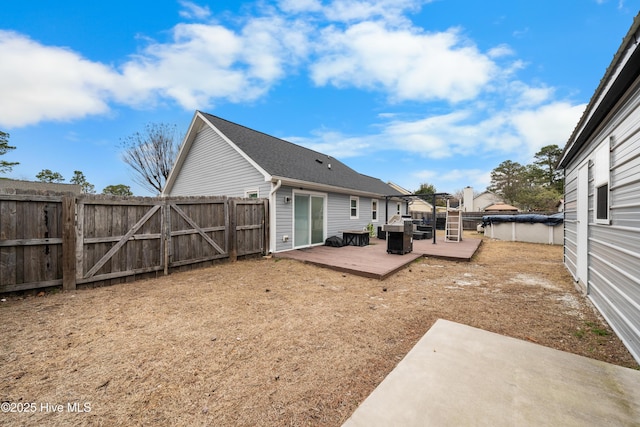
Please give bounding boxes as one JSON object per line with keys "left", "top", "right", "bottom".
{"left": 1, "top": 0, "right": 638, "bottom": 196}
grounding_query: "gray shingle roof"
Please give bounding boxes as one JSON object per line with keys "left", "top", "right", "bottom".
{"left": 201, "top": 112, "right": 401, "bottom": 196}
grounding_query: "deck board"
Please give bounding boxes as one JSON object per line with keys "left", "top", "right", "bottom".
{"left": 274, "top": 235, "right": 482, "bottom": 280}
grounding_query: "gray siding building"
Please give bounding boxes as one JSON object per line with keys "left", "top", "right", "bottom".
{"left": 163, "top": 111, "right": 404, "bottom": 253}
{"left": 558, "top": 13, "right": 640, "bottom": 363}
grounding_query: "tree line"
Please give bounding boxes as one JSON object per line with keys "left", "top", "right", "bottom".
{"left": 488, "top": 144, "right": 563, "bottom": 211}
{"left": 414, "top": 144, "right": 564, "bottom": 212}
{"left": 0, "top": 124, "right": 178, "bottom": 196}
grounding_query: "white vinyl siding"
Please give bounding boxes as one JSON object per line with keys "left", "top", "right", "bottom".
{"left": 169, "top": 126, "right": 268, "bottom": 197}
{"left": 563, "top": 82, "right": 640, "bottom": 364}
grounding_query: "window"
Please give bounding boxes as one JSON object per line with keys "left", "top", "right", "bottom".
{"left": 245, "top": 189, "right": 259, "bottom": 198}
{"left": 596, "top": 184, "right": 608, "bottom": 220}
{"left": 350, "top": 196, "right": 359, "bottom": 219}
{"left": 593, "top": 139, "right": 610, "bottom": 224}
{"left": 371, "top": 199, "right": 378, "bottom": 222}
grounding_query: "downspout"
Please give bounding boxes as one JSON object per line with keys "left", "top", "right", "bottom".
{"left": 268, "top": 179, "right": 282, "bottom": 253}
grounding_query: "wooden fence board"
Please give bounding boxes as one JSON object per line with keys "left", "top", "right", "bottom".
{"left": 1, "top": 195, "right": 267, "bottom": 293}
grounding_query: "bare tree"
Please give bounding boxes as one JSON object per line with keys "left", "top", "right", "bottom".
{"left": 121, "top": 123, "right": 179, "bottom": 194}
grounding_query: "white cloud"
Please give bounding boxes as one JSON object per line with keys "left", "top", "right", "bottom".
{"left": 410, "top": 168, "right": 491, "bottom": 192}
{"left": 278, "top": 0, "right": 323, "bottom": 13}
{"left": 119, "top": 21, "right": 298, "bottom": 109}
{"left": 178, "top": 1, "right": 212, "bottom": 20}
{"left": 487, "top": 43, "right": 514, "bottom": 58}
{"left": 287, "top": 129, "right": 372, "bottom": 158}
{"left": 0, "top": 31, "right": 120, "bottom": 128}
{"left": 381, "top": 100, "right": 584, "bottom": 161}
{"left": 511, "top": 101, "right": 585, "bottom": 157}
{"left": 322, "top": 0, "right": 423, "bottom": 23}
{"left": 0, "top": 15, "right": 309, "bottom": 127}
{"left": 295, "top": 97, "right": 584, "bottom": 168}
{"left": 108, "top": 17, "right": 311, "bottom": 110}
{"left": 311, "top": 22, "right": 497, "bottom": 103}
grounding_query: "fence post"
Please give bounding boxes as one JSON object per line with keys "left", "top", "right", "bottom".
{"left": 163, "top": 200, "right": 171, "bottom": 275}
{"left": 228, "top": 198, "right": 237, "bottom": 262}
{"left": 263, "top": 199, "right": 269, "bottom": 255}
{"left": 62, "top": 196, "right": 77, "bottom": 291}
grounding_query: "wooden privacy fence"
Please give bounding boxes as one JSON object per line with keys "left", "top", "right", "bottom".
{"left": 0, "top": 193, "right": 268, "bottom": 293}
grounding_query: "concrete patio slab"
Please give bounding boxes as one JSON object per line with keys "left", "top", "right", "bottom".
{"left": 343, "top": 319, "right": 640, "bottom": 427}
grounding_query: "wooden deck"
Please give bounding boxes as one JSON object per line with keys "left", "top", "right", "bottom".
{"left": 274, "top": 235, "right": 483, "bottom": 280}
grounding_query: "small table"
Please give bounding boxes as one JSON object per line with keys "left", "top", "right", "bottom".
{"left": 342, "top": 230, "right": 370, "bottom": 246}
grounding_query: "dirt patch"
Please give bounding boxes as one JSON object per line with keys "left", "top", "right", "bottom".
{"left": 1, "top": 235, "right": 638, "bottom": 426}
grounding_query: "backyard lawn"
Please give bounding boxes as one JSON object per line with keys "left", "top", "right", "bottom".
{"left": 1, "top": 235, "right": 637, "bottom": 426}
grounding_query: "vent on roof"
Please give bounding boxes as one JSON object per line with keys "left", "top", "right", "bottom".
{"left": 315, "top": 159, "right": 323, "bottom": 164}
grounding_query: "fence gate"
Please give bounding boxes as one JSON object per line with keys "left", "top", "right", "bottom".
{"left": 76, "top": 198, "right": 165, "bottom": 285}
{"left": 166, "top": 198, "right": 229, "bottom": 270}
{"left": 229, "top": 198, "right": 268, "bottom": 259}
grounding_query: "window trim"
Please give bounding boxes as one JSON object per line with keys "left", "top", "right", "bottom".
{"left": 371, "top": 199, "right": 379, "bottom": 222}
{"left": 350, "top": 196, "right": 359, "bottom": 219}
{"left": 593, "top": 139, "right": 611, "bottom": 225}
{"left": 245, "top": 189, "right": 259, "bottom": 198}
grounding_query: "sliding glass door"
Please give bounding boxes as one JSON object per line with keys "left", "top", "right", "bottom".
{"left": 294, "top": 193, "right": 325, "bottom": 248}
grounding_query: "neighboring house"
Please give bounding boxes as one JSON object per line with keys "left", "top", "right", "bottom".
{"left": 163, "top": 111, "right": 405, "bottom": 253}
{"left": 474, "top": 191, "right": 504, "bottom": 212}
{"left": 0, "top": 179, "right": 81, "bottom": 194}
{"left": 484, "top": 203, "right": 518, "bottom": 213}
{"left": 387, "top": 182, "right": 433, "bottom": 217}
{"left": 558, "top": 13, "right": 640, "bottom": 363}
{"left": 461, "top": 187, "right": 504, "bottom": 212}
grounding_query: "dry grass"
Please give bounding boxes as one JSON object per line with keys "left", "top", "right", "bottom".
{"left": 1, "top": 235, "right": 638, "bottom": 426}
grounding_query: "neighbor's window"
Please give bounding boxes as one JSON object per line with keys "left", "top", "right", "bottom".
{"left": 245, "top": 189, "right": 259, "bottom": 198}
{"left": 350, "top": 196, "right": 359, "bottom": 219}
{"left": 594, "top": 140, "right": 610, "bottom": 224}
{"left": 371, "top": 199, "right": 378, "bottom": 222}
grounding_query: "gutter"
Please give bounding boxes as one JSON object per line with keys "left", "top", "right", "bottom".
{"left": 268, "top": 179, "right": 282, "bottom": 253}
{"left": 270, "top": 175, "right": 392, "bottom": 199}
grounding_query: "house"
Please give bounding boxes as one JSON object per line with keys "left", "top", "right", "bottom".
{"left": 163, "top": 111, "right": 405, "bottom": 253}
{"left": 0, "top": 179, "right": 81, "bottom": 195}
{"left": 461, "top": 187, "right": 505, "bottom": 212}
{"left": 475, "top": 192, "right": 505, "bottom": 211}
{"left": 387, "top": 182, "right": 434, "bottom": 218}
{"left": 483, "top": 203, "right": 519, "bottom": 213}
{"left": 558, "top": 13, "right": 640, "bottom": 363}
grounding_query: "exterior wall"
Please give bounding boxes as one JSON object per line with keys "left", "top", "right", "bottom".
{"left": 272, "top": 186, "right": 400, "bottom": 252}
{"left": 486, "top": 222, "right": 563, "bottom": 245}
{"left": 0, "top": 179, "right": 81, "bottom": 195}
{"left": 563, "top": 82, "right": 640, "bottom": 363}
{"left": 274, "top": 187, "right": 294, "bottom": 252}
{"left": 474, "top": 192, "right": 502, "bottom": 211}
{"left": 563, "top": 165, "right": 580, "bottom": 283}
{"left": 168, "top": 126, "right": 270, "bottom": 197}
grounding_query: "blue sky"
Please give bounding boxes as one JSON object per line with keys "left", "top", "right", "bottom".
{"left": 1, "top": 0, "right": 638, "bottom": 196}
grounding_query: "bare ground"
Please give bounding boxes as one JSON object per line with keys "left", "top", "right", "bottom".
{"left": 1, "top": 235, "right": 638, "bottom": 426}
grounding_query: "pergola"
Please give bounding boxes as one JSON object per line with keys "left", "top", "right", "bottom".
{"left": 384, "top": 192, "right": 452, "bottom": 244}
